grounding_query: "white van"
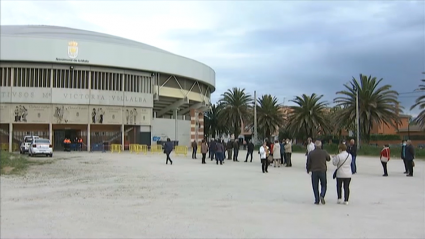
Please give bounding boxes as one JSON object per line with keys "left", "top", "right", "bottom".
{"left": 20, "top": 136, "right": 40, "bottom": 154}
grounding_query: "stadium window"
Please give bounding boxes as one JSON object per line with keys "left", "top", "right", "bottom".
{"left": 13, "top": 68, "right": 19, "bottom": 87}
{"left": 83, "top": 71, "right": 88, "bottom": 89}
{"left": 0, "top": 68, "right": 3, "bottom": 86}
{"left": 118, "top": 73, "right": 121, "bottom": 91}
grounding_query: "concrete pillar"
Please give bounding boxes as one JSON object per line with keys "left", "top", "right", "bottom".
{"left": 49, "top": 123, "right": 52, "bottom": 143}
{"left": 8, "top": 123, "right": 13, "bottom": 153}
{"left": 174, "top": 109, "right": 178, "bottom": 141}
{"left": 87, "top": 124, "right": 91, "bottom": 152}
{"left": 121, "top": 124, "right": 125, "bottom": 151}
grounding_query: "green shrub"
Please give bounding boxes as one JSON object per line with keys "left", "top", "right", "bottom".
{"left": 369, "top": 134, "right": 401, "bottom": 141}
{"left": 292, "top": 144, "right": 424, "bottom": 159}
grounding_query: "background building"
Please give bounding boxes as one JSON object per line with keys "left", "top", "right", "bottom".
{"left": 0, "top": 25, "right": 215, "bottom": 152}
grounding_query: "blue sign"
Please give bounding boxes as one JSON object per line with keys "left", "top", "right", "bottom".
{"left": 152, "top": 136, "right": 160, "bottom": 141}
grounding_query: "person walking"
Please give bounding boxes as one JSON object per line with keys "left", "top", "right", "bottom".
{"left": 226, "top": 140, "right": 233, "bottom": 160}
{"left": 191, "top": 140, "right": 197, "bottom": 159}
{"left": 280, "top": 139, "right": 285, "bottom": 165}
{"left": 201, "top": 139, "right": 208, "bottom": 164}
{"left": 164, "top": 138, "right": 174, "bottom": 165}
{"left": 215, "top": 139, "right": 224, "bottom": 165}
{"left": 245, "top": 140, "right": 254, "bottom": 162}
{"left": 306, "top": 140, "right": 331, "bottom": 205}
{"left": 306, "top": 137, "right": 315, "bottom": 156}
{"left": 347, "top": 139, "right": 358, "bottom": 174}
{"left": 380, "top": 144, "right": 390, "bottom": 176}
{"left": 405, "top": 140, "right": 415, "bottom": 177}
{"left": 273, "top": 140, "right": 281, "bottom": 168}
{"left": 209, "top": 139, "right": 216, "bottom": 161}
{"left": 233, "top": 140, "right": 240, "bottom": 162}
{"left": 332, "top": 144, "right": 352, "bottom": 205}
{"left": 401, "top": 140, "right": 408, "bottom": 174}
{"left": 284, "top": 139, "right": 292, "bottom": 167}
{"left": 259, "top": 141, "right": 269, "bottom": 173}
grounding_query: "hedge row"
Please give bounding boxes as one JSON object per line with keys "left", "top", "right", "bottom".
{"left": 291, "top": 144, "right": 425, "bottom": 159}
{"left": 253, "top": 144, "right": 424, "bottom": 159}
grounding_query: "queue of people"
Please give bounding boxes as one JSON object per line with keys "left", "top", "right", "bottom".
{"left": 182, "top": 137, "right": 417, "bottom": 205}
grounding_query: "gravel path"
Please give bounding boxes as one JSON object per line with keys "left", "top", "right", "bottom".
{"left": 1, "top": 151, "right": 424, "bottom": 238}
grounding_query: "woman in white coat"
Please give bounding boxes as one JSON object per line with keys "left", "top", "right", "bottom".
{"left": 273, "top": 140, "right": 281, "bottom": 168}
{"left": 259, "top": 141, "right": 269, "bottom": 173}
{"left": 332, "top": 143, "right": 353, "bottom": 205}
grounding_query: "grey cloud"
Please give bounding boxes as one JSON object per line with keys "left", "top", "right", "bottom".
{"left": 170, "top": 1, "right": 424, "bottom": 115}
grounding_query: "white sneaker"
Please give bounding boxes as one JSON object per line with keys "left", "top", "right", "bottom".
{"left": 337, "top": 199, "right": 342, "bottom": 204}
{"left": 344, "top": 201, "right": 349, "bottom": 205}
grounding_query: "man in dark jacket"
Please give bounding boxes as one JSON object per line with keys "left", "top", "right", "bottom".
{"left": 209, "top": 139, "right": 216, "bottom": 161}
{"left": 215, "top": 139, "right": 224, "bottom": 165}
{"left": 401, "top": 140, "right": 408, "bottom": 174}
{"left": 306, "top": 140, "right": 331, "bottom": 205}
{"left": 347, "top": 139, "right": 357, "bottom": 174}
{"left": 245, "top": 140, "right": 254, "bottom": 162}
{"left": 226, "top": 140, "right": 233, "bottom": 160}
{"left": 233, "top": 140, "right": 240, "bottom": 162}
{"left": 405, "top": 140, "right": 415, "bottom": 177}
{"left": 164, "top": 138, "right": 174, "bottom": 165}
{"left": 191, "top": 140, "right": 197, "bottom": 159}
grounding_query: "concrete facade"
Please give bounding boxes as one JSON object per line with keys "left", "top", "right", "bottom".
{"left": 0, "top": 25, "right": 215, "bottom": 152}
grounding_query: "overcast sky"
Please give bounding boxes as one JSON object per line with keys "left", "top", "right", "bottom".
{"left": 1, "top": 0, "right": 424, "bottom": 116}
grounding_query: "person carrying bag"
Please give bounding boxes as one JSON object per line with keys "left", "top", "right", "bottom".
{"left": 332, "top": 144, "right": 353, "bottom": 205}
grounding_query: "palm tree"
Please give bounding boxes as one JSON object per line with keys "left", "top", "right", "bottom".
{"left": 334, "top": 74, "right": 401, "bottom": 142}
{"left": 286, "top": 93, "right": 329, "bottom": 139}
{"left": 256, "top": 94, "right": 284, "bottom": 140}
{"left": 218, "top": 87, "right": 252, "bottom": 138}
{"left": 326, "top": 105, "right": 351, "bottom": 139}
{"left": 410, "top": 79, "right": 425, "bottom": 128}
{"left": 204, "top": 104, "right": 228, "bottom": 138}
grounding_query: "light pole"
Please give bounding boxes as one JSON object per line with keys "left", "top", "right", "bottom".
{"left": 353, "top": 85, "right": 360, "bottom": 150}
{"left": 253, "top": 90, "right": 257, "bottom": 145}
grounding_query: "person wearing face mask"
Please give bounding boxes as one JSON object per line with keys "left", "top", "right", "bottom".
{"left": 401, "top": 140, "right": 408, "bottom": 174}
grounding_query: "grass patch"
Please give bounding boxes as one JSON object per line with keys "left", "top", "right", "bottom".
{"left": 0, "top": 151, "right": 56, "bottom": 175}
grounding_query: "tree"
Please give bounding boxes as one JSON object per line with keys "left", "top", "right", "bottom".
{"left": 218, "top": 88, "right": 252, "bottom": 138}
{"left": 334, "top": 74, "right": 401, "bottom": 142}
{"left": 327, "top": 106, "right": 347, "bottom": 139}
{"left": 410, "top": 79, "right": 425, "bottom": 129}
{"left": 256, "top": 94, "right": 284, "bottom": 140}
{"left": 204, "top": 104, "right": 228, "bottom": 138}
{"left": 286, "top": 93, "right": 329, "bottom": 140}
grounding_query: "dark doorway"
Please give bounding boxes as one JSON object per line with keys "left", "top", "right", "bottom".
{"left": 138, "top": 132, "right": 151, "bottom": 146}
{"left": 53, "top": 129, "right": 78, "bottom": 150}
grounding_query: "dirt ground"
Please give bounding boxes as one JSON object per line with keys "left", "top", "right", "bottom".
{"left": 1, "top": 151, "right": 424, "bottom": 238}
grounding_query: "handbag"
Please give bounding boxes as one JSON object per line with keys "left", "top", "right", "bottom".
{"left": 267, "top": 155, "right": 273, "bottom": 163}
{"left": 412, "top": 161, "right": 415, "bottom": 167}
{"left": 333, "top": 154, "right": 349, "bottom": 179}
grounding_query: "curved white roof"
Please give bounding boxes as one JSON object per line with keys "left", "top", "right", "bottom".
{"left": 0, "top": 25, "right": 216, "bottom": 90}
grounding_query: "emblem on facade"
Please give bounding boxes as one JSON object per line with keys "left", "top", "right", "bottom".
{"left": 68, "top": 41, "right": 79, "bottom": 59}
{"left": 76, "top": 112, "right": 79, "bottom": 117}
{"left": 112, "top": 115, "right": 115, "bottom": 120}
{"left": 37, "top": 113, "right": 41, "bottom": 118}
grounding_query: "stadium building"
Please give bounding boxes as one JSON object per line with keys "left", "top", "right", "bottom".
{"left": 0, "top": 25, "right": 215, "bottom": 152}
